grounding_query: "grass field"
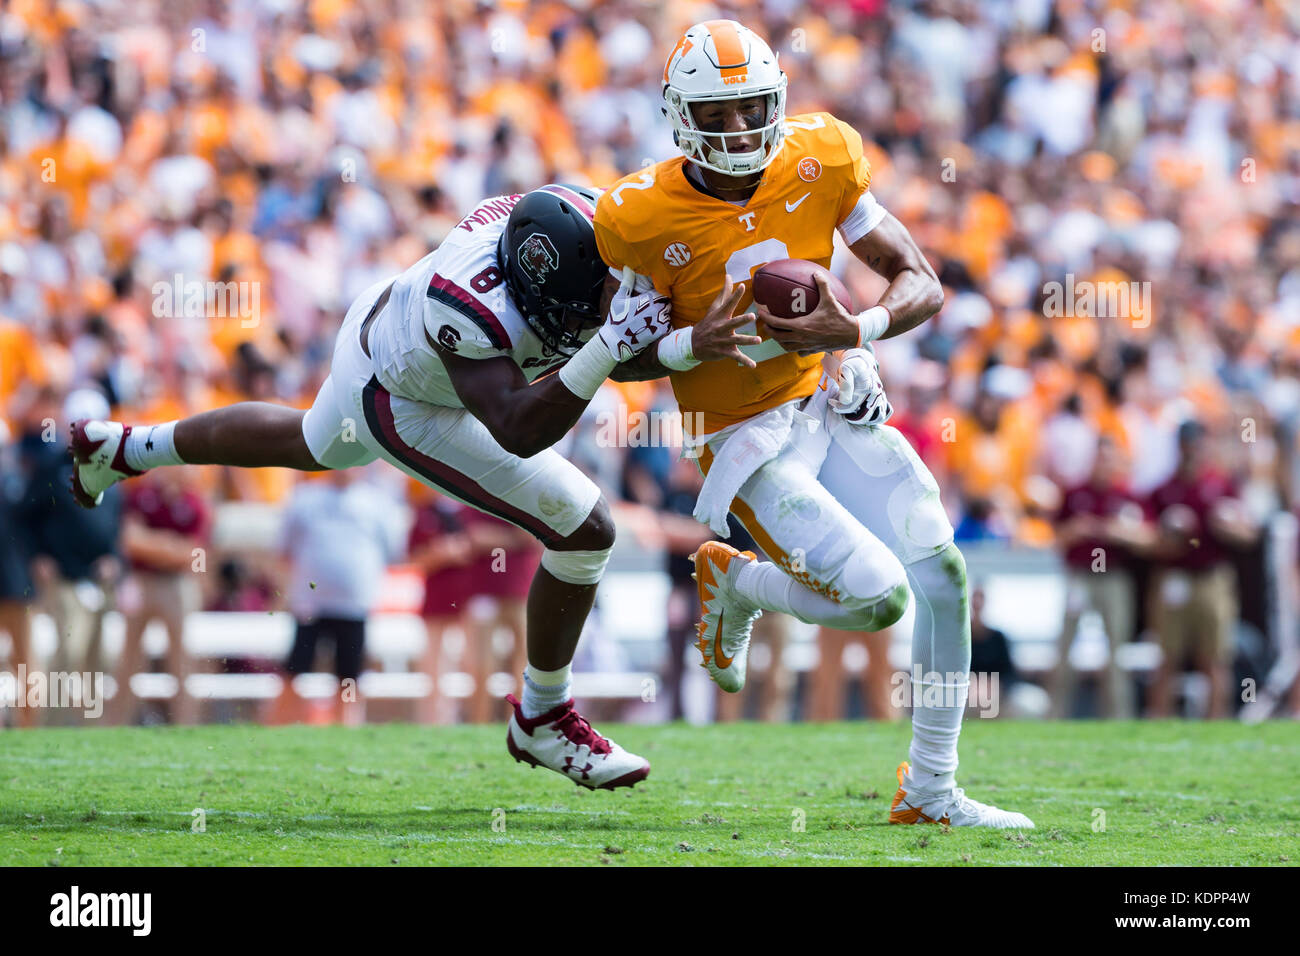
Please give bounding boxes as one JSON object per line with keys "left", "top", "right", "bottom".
{"left": 2, "top": 720, "right": 1296, "bottom": 866}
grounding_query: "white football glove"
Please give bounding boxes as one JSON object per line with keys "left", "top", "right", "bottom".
{"left": 597, "top": 267, "right": 671, "bottom": 362}
{"left": 829, "top": 347, "right": 893, "bottom": 426}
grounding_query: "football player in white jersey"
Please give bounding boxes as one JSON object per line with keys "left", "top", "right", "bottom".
{"left": 70, "top": 184, "right": 670, "bottom": 790}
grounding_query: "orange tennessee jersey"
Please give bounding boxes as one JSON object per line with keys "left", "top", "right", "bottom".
{"left": 594, "top": 112, "right": 871, "bottom": 433}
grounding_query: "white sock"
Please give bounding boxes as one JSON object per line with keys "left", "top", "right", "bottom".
{"left": 521, "top": 663, "right": 572, "bottom": 719}
{"left": 907, "top": 678, "right": 968, "bottom": 793}
{"left": 905, "top": 547, "right": 971, "bottom": 794}
{"left": 123, "top": 421, "right": 183, "bottom": 471}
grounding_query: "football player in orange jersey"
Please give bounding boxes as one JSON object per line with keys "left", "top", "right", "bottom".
{"left": 596, "top": 19, "right": 1033, "bottom": 827}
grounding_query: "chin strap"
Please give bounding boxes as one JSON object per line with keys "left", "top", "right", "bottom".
{"left": 703, "top": 144, "right": 765, "bottom": 174}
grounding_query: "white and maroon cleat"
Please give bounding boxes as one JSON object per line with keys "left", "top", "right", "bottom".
{"left": 505, "top": 694, "right": 650, "bottom": 791}
{"left": 68, "top": 419, "right": 143, "bottom": 508}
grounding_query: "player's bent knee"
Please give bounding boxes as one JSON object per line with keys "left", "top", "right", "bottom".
{"left": 554, "top": 496, "right": 615, "bottom": 553}
{"left": 822, "top": 540, "right": 910, "bottom": 631}
{"left": 541, "top": 498, "right": 614, "bottom": 585}
{"left": 823, "top": 581, "right": 910, "bottom": 632}
{"left": 839, "top": 540, "right": 907, "bottom": 610}
{"left": 912, "top": 542, "right": 968, "bottom": 604}
{"left": 936, "top": 542, "right": 968, "bottom": 592}
{"left": 540, "top": 545, "right": 612, "bottom": 586}
{"left": 868, "top": 582, "right": 910, "bottom": 629}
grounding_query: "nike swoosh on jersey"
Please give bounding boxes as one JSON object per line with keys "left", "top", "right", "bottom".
{"left": 785, "top": 193, "right": 811, "bottom": 212}
{"left": 713, "top": 608, "right": 734, "bottom": 668}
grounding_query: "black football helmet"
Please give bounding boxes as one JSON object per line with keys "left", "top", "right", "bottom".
{"left": 498, "top": 184, "right": 607, "bottom": 356}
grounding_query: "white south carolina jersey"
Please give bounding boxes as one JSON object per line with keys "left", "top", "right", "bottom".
{"left": 366, "top": 193, "right": 596, "bottom": 408}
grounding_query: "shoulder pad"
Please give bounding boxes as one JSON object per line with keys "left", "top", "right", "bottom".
{"left": 424, "top": 273, "right": 512, "bottom": 359}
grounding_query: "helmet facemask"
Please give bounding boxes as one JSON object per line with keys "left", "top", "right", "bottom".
{"left": 498, "top": 232, "right": 603, "bottom": 358}
{"left": 531, "top": 295, "right": 603, "bottom": 357}
{"left": 666, "top": 84, "right": 787, "bottom": 177}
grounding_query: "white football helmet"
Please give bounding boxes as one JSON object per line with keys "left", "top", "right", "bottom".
{"left": 662, "top": 19, "right": 788, "bottom": 177}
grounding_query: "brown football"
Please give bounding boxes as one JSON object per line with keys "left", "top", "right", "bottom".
{"left": 752, "top": 259, "right": 852, "bottom": 319}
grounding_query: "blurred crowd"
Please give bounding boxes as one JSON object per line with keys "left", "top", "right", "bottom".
{"left": 3, "top": 0, "right": 1299, "bottom": 724}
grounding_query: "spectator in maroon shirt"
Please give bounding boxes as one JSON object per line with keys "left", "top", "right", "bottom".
{"left": 1051, "top": 434, "right": 1156, "bottom": 718}
{"left": 459, "top": 510, "right": 540, "bottom": 725}
{"left": 110, "top": 467, "right": 209, "bottom": 725}
{"left": 408, "top": 496, "right": 539, "bottom": 724}
{"left": 207, "top": 557, "right": 280, "bottom": 681}
{"left": 408, "top": 493, "right": 475, "bottom": 724}
{"left": 1146, "top": 421, "right": 1259, "bottom": 718}
{"left": 207, "top": 558, "right": 276, "bottom": 613}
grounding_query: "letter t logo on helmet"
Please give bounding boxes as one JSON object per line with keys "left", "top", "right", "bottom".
{"left": 662, "top": 20, "right": 788, "bottom": 177}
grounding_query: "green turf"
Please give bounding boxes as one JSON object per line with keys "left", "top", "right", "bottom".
{"left": 1, "top": 720, "right": 1296, "bottom": 866}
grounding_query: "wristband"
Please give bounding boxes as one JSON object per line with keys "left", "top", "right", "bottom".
{"left": 656, "top": 328, "right": 699, "bottom": 371}
{"left": 558, "top": 334, "right": 619, "bottom": 400}
{"left": 855, "top": 305, "right": 892, "bottom": 346}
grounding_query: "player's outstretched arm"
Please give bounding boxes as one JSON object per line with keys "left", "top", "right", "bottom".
{"left": 610, "top": 350, "right": 670, "bottom": 382}
{"left": 613, "top": 276, "right": 761, "bottom": 380}
{"left": 756, "top": 214, "right": 943, "bottom": 355}
{"left": 437, "top": 349, "right": 593, "bottom": 459}
{"left": 437, "top": 270, "right": 671, "bottom": 458}
{"left": 847, "top": 212, "right": 944, "bottom": 340}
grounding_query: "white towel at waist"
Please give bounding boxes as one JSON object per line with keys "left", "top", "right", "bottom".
{"left": 688, "top": 393, "right": 824, "bottom": 536}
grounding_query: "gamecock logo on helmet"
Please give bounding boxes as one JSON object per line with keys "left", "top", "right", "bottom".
{"left": 518, "top": 233, "right": 559, "bottom": 283}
